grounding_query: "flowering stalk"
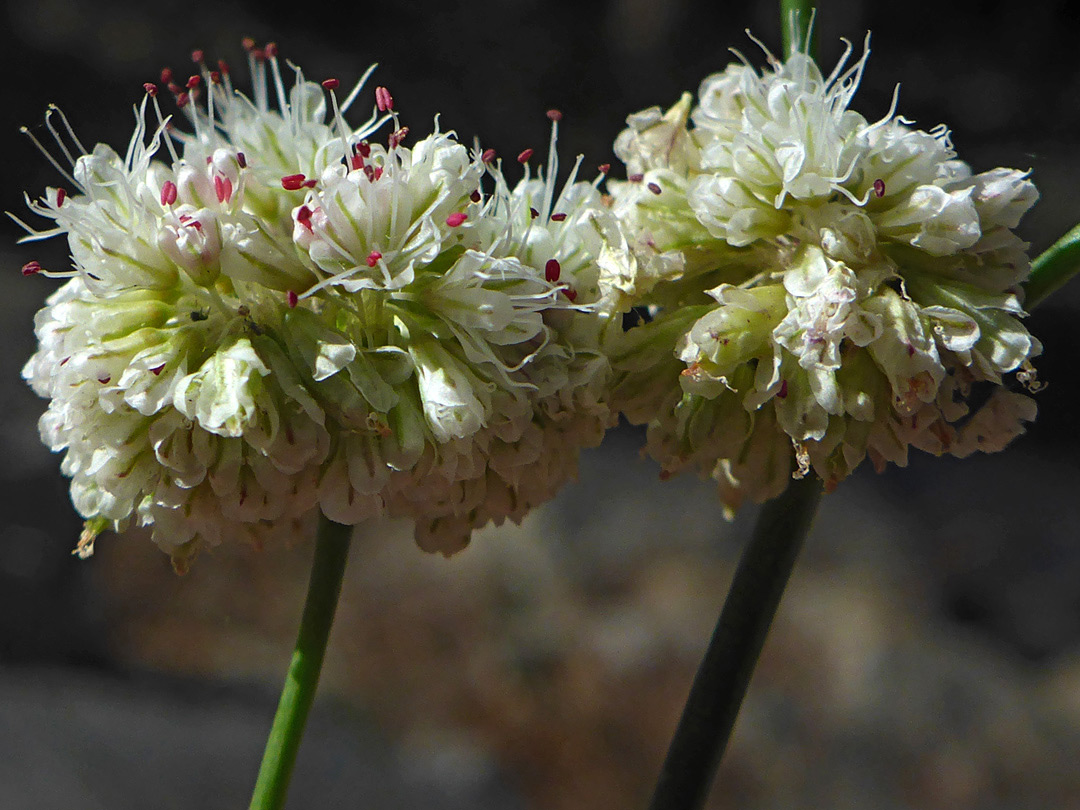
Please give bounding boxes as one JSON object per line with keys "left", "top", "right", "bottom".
{"left": 780, "top": 0, "right": 817, "bottom": 59}
{"left": 249, "top": 515, "right": 352, "bottom": 810}
{"left": 1024, "top": 222, "right": 1080, "bottom": 309}
{"left": 647, "top": 476, "right": 822, "bottom": 810}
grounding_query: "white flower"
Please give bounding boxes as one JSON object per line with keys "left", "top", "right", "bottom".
{"left": 603, "top": 33, "right": 1042, "bottom": 509}
{"left": 16, "top": 46, "right": 615, "bottom": 563}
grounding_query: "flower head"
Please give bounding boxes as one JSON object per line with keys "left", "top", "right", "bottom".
{"left": 603, "top": 34, "right": 1041, "bottom": 512}
{"left": 16, "top": 44, "right": 614, "bottom": 565}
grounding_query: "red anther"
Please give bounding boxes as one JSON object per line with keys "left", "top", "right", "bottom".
{"left": 237, "top": 305, "right": 250, "bottom": 317}
{"left": 777, "top": 379, "right": 788, "bottom": 399}
{"left": 363, "top": 164, "right": 375, "bottom": 182}
{"left": 517, "top": 148, "right": 534, "bottom": 163}
{"left": 191, "top": 49, "right": 204, "bottom": 63}
{"left": 598, "top": 163, "right": 610, "bottom": 174}
{"left": 303, "top": 178, "right": 317, "bottom": 188}
{"left": 161, "top": 67, "right": 173, "bottom": 84}
{"left": 287, "top": 290, "right": 298, "bottom": 308}
{"left": 60, "top": 356, "right": 70, "bottom": 365}
{"left": 388, "top": 127, "right": 409, "bottom": 148}
{"left": 550, "top": 212, "right": 567, "bottom": 222}
{"left": 563, "top": 287, "right": 578, "bottom": 302}
{"left": 446, "top": 212, "right": 468, "bottom": 227}
{"left": 236, "top": 152, "right": 247, "bottom": 168}
{"left": 56, "top": 188, "right": 67, "bottom": 207}
{"left": 150, "top": 364, "right": 166, "bottom": 376}
{"left": 545, "top": 258, "right": 561, "bottom": 283}
{"left": 322, "top": 78, "right": 340, "bottom": 90}
{"left": 372, "top": 167, "right": 383, "bottom": 181}
{"left": 366, "top": 251, "right": 382, "bottom": 267}
{"left": 143, "top": 82, "right": 158, "bottom": 97}
{"left": 873, "top": 178, "right": 886, "bottom": 198}
{"left": 296, "top": 205, "right": 313, "bottom": 232}
{"left": 281, "top": 174, "right": 306, "bottom": 191}
{"left": 214, "top": 175, "right": 233, "bottom": 204}
{"left": 529, "top": 207, "right": 539, "bottom": 219}
{"left": 218, "top": 59, "right": 230, "bottom": 75}
{"left": 469, "top": 189, "right": 481, "bottom": 203}
{"left": 628, "top": 173, "right": 644, "bottom": 182}
{"left": 206, "top": 155, "right": 213, "bottom": 165}
{"left": 264, "top": 42, "right": 279, "bottom": 58}
{"left": 546, "top": 108, "right": 563, "bottom": 122}
{"left": 167, "top": 82, "right": 182, "bottom": 95}
{"left": 160, "top": 181, "right": 178, "bottom": 206}
{"left": 98, "top": 375, "right": 111, "bottom": 385}
{"left": 241, "top": 37, "right": 255, "bottom": 52}
{"left": 481, "top": 148, "right": 497, "bottom": 164}
{"left": 350, "top": 154, "right": 364, "bottom": 170}
{"left": 21, "top": 261, "right": 41, "bottom": 276}
{"left": 647, "top": 182, "right": 662, "bottom": 195}
{"left": 375, "top": 86, "right": 393, "bottom": 112}
{"left": 176, "top": 92, "right": 190, "bottom": 108}
{"left": 253, "top": 48, "right": 265, "bottom": 62}
{"left": 209, "top": 71, "right": 221, "bottom": 85}
{"left": 186, "top": 75, "right": 201, "bottom": 89}
{"left": 356, "top": 141, "right": 371, "bottom": 158}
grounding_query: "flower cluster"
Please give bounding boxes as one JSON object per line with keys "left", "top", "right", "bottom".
{"left": 17, "top": 45, "right": 615, "bottom": 567}
{"left": 602, "top": 36, "right": 1042, "bottom": 513}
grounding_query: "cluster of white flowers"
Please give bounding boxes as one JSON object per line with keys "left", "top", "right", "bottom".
{"left": 16, "top": 36, "right": 1044, "bottom": 565}
{"left": 601, "top": 35, "right": 1042, "bottom": 513}
{"left": 17, "top": 44, "right": 615, "bottom": 567}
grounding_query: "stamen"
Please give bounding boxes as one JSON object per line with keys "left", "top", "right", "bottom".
{"left": 375, "top": 86, "right": 393, "bottom": 112}
{"left": 388, "top": 127, "right": 409, "bottom": 148}
{"left": 281, "top": 174, "right": 306, "bottom": 190}
{"left": 647, "top": 182, "right": 662, "bottom": 195}
{"left": 150, "top": 364, "right": 166, "bottom": 376}
{"left": 446, "top": 212, "right": 467, "bottom": 227}
{"left": 186, "top": 75, "right": 201, "bottom": 89}
{"left": 545, "top": 258, "right": 561, "bottom": 282}
{"left": 161, "top": 67, "right": 173, "bottom": 85}
{"left": 469, "top": 190, "right": 481, "bottom": 203}
{"left": 296, "top": 205, "right": 313, "bottom": 231}
{"left": 366, "top": 251, "right": 382, "bottom": 267}
{"left": 214, "top": 175, "right": 233, "bottom": 203}
{"left": 529, "top": 207, "right": 539, "bottom": 219}
{"left": 339, "top": 63, "right": 378, "bottom": 113}
{"left": 628, "top": 173, "right": 644, "bottom": 182}
{"left": 873, "top": 178, "right": 885, "bottom": 198}
{"left": 546, "top": 108, "right": 563, "bottom": 121}
{"left": 598, "top": 163, "right": 610, "bottom": 174}
{"left": 191, "top": 49, "right": 205, "bottom": 64}
{"left": 517, "top": 148, "right": 534, "bottom": 163}
{"left": 176, "top": 92, "right": 190, "bottom": 109}
{"left": 481, "top": 148, "right": 497, "bottom": 164}
{"left": 21, "top": 261, "right": 41, "bottom": 276}
{"left": 143, "top": 82, "right": 158, "bottom": 96}
{"left": 550, "top": 212, "right": 566, "bottom": 221}
{"left": 45, "top": 105, "right": 83, "bottom": 165}
{"left": 322, "top": 78, "right": 339, "bottom": 90}
{"left": 777, "top": 379, "right": 788, "bottom": 399}
{"left": 237, "top": 152, "right": 247, "bottom": 168}
{"left": 562, "top": 287, "right": 578, "bottom": 302}
{"left": 55, "top": 188, "right": 66, "bottom": 207}
{"left": 287, "top": 290, "right": 298, "bottom": 308}
{"left": 160, "top": 180, "right": 178, "bottom": 206}
{"left": 20, "top": 126, "right": 78, "bottom": 188}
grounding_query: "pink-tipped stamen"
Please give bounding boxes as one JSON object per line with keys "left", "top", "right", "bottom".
{"left": 21, "top": 261, "right": 41, "bottom": 276}
{"left": 517, "top": 148, "right": 534, "bottom": 163}
{"left": 287, "top": 290, "right": 298, "bottom": 308}
{"left": 366, "top": 251, "right": 382, "bottom": 267}
{"left": 873, "top": 178, "right": 885, "bottom": 198}
{"left": 481, "top": 148, "right": 496, "bottom": 164}
{"left": 375, "top": 86, "right": 393, "bottom": 112}
{"left": 281, "top": 174, "right": 306, "bottom": 191}
{"left": 546, "top": 108, "right": 563, "bottom": 121}
{"left": 598, "top": 163, "right": 610, "bottom": 174}
{"left": 545, "top": 258, "right": 561, "bottom": 282}
{"left": 446, "top": 212, "right": 468, "bottom": 227}
{"left": 322, "top": 78, "right": 339, "bottom": 90}
{"left": 143, "top": 82, "right": 158, "bottom": 97}
{"left": 550, "top": 212, "right": 566, "bottom": 222}
{"left": 160, "top": 181, "right": 178, "bottom": 206}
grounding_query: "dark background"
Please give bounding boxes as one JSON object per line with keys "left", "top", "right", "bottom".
{"left": 2, "top": 1, "right": 1079, "bottom": 808}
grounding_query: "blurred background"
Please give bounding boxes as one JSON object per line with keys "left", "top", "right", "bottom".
{"left": 2, "top": 0, "right": 1080, "bottom": 807}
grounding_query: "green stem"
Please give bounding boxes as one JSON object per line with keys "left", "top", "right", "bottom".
{"left": 1023, "top": 222, "right": 1080, "bottom": 309}
{"left": 249, "top": 514, "right": 353, "bottom": 810}
{"left": 646, "top": 475, "right": 823, "bottom": 810}
{"left": 780, "top": 0, "right": 818, "bottom": 60}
